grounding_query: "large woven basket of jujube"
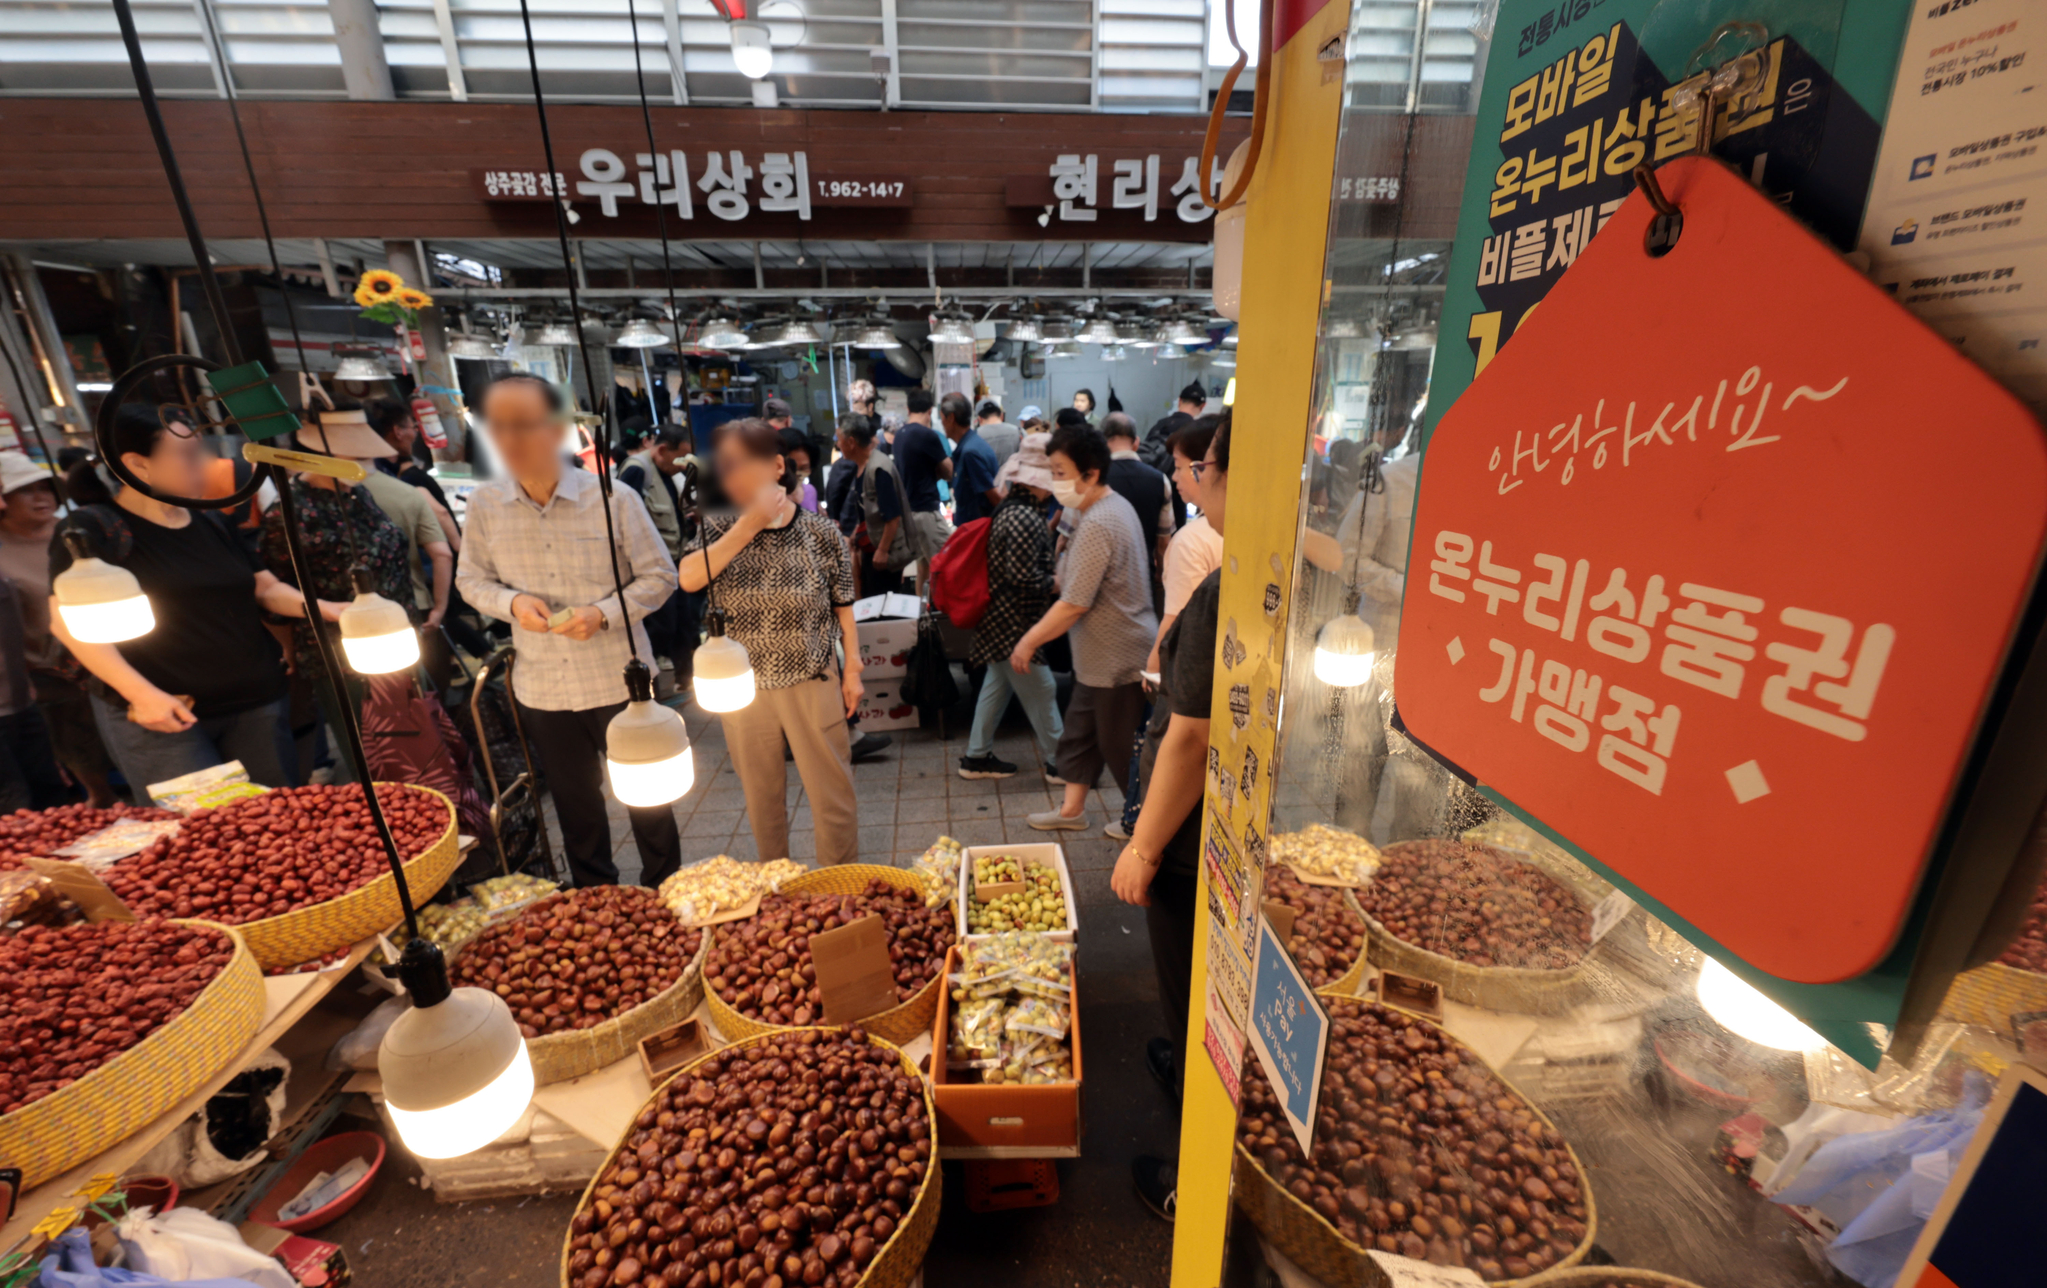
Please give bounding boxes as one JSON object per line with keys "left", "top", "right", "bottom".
{"left": 704, "top": 864, "right": 955, "bottom": 1047}
{"left": 1523, "top": 1269, "right": 1704, "bottom": 1288}
{"left": 0, "top": 918, "right": 263, "bottom": 1187}
{"left": 1348, "top": 840, "right": 1597, "bottom": 1015}
{"left": 451, "top": 885, "right": 709, "bottom": 1086}
{"left": 1232, "top": 998, "right": 1596, "bottom": 1288}
{"left": 560, "top": 1026, "right": 940, "bottom": 1288}
{"left": 102, "top": 783, "right": 459, "bottom": 971}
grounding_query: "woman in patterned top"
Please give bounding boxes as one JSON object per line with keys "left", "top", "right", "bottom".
{"left": 680, "top": 419, "right": 863, "bottom": 865}
{"left": 958, "top": 433, "right": 1064, "bottom": 780}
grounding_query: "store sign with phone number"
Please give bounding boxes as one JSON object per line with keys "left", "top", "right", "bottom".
{"left": 472, "top": 149, "right": 911, "bottom": 220}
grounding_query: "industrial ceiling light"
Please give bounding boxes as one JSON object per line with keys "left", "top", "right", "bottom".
{"left": 694, "top": 612, "right": 757, "bottom": 713}
{"left": 333, "top": 349, "right": 392, "bottom": 382}
{"left": 53, "top": 530, "right": 152, "bottom": 644}
{"left": 1164, "top": 317, "right": 1206, "bottom": 345}
{"left": 1223, "top": 329, "right": 1239, "bottom": 347}
{"left": 1040, "top": 318, "right": 1074, "bottom": 342}
{"left": 702, "top": 318, "right": 750, "bottom": 349}
{"left": 1114, "top": 320, "right": 1147, "bottom": 344}
{"left": 1314, "top": 613, "right": 1376, "bottom": 688}
{"left": 606, "top": 660, "right": 696, "bottom": 806}
{"left": 1156, "top": 342, "right": 1188, "bottom": 359}
{"left": 380, "top": 942, "right": 534, "bottom": 1160}
{"left": 1077, "top": 317, "right": 1120, "bottom": 345}
{"left": 1129, "top": 324, "right": 1161, "bottom": 349}
{"left": 1046, "top": 341, "right": 1081, "bottom": 359}
{"left": 930, "top": 313, "right": 974, "bottom": 345}
{"left": 852, "top": 321, "right": 901, "bottom": 349}
{"left": 448, "top": 333, "right": 497, "bottom": 360}
{"left": 1007, "top": 316, "right": 1042, "bottom": 343}
{"left": 1695, "top": 957, "right": 1827, "bottom": 1053}
{"left": 616, "top": 317, "right": 671, "bottom": 349}
{"left": 777, "top": 318, "right": 826, "bottom": 346}
{"left": 1101, "top": 345, "right": 1127, "bottom": 362}
{"left": 535, "top": 320, "right": 578, "bottom": 346}
{"left": 338, "top": 568, "right": 421, "bottom": 675}
{"left": 730, "top": 20, "right": 773, "bottom": 79}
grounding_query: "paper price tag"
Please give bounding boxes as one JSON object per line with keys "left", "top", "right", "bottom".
{"left": 1262, "top": 899, "right": 1297, "bottom": 949}
{"left": 1364, "top": 1251, "right": 1487, "bottom": 1288}
{"left": 1589, "top": 890, "right": 1636, "bottom": 944}
{"left": 809, "top": 914, "right": 898, "bottom": 1025}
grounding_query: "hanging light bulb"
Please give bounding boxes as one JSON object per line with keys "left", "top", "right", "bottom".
{"left": 616, "top": 317, "right": 671, "bottom": 349}
{"left": 852, "top": 321, "right": 900, "bottom": 349}
{"left": 379, "top": 940, "right": 534, "bottom": 1159}
{"left": 1006, "top": 316, "right": 1042, "bottom": 343}
{"left": 730, "top": 20, "right": 773, "bottom": 79}
{"left": 777, "top": 318, "right": 826, "bottom": 346}
{"left": 338, "top": 568, "right": 422, "bottom": 675}
{"left": 694, "top": 612, "right": 757, "bottom": 713}
{"left": 536, "top": 319, "right": 578, "bottom": 347}
{"left": 53, "top": 531, "right": 153, "bottom": 644}
{"left": 334, "top": 348, "right": 392, "bottom": 382}
{"left": 1696, "top": 957, "right": 1828, "bottom": 1053}
{"left": 448, "top": 333, "right": 497, "bottom": 361}
{"left": 1314, "top": 613, "right": 1376, "bottom": 687}
{"left": 605, "top": 660, "right": 696, "bottom": 806}
{"left": 1077, "top": 317, "right": 1120, "bottom": 345}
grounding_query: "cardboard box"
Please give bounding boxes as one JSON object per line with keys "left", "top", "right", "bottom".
{"left": 241, "top": 1222, "right": 350, "bottom": 1287}
{"left": 930, "top": 947, "right": 1083, "bottom": 1157}
{"left": 855, "top": 616, "right": 918, "bottom": 679}
{"left": 852, "top": 679, "right": 919, "bottom": 732}
{"left": 958, "top": 843, "right": 1078, "bottom": 944}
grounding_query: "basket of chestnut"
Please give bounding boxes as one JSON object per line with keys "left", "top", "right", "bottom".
{"left": 560, "top": 1026, "right": 939, "bottom": 1288}
{"left": 0, "top": 917, "right": 264, "bottom": 1187}
{"left": 450, "top": 885, "right": 709, "bottom": 1086}
{"left": 1265, "top": 865, "right": 1369, "bottom": 995}
{"left": 704, "top": 866, "right": 955, "bottom": 1047}
{"left": 1347, "top": 840, "right": 1597, "bottom": 1015}
{"left": 1232, "top": 999, "right": 1595, "bottom": 1287}
{"left": 101, "top": 783, "right": 459, "bottom": 971}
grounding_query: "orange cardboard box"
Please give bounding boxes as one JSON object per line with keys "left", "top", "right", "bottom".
{"left": 930, "top": 946, "right": 1083, "bottom": 1157}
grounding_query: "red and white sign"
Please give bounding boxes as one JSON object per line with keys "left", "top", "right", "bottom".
{"left": 1401, "top": 157, "right": 2047, "bottom": 985}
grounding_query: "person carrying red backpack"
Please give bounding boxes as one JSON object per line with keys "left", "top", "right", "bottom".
{"left": 957, "top": 433, "right": 1064, "bottom": 780}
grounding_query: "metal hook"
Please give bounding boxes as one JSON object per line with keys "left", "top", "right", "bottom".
{"left": 1633, "top": 164, "right": 1679, "bottom": 218}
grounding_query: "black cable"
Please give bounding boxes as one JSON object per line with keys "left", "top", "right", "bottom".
{"left": 515, "top": 0, "right": 646, "bottom": 676}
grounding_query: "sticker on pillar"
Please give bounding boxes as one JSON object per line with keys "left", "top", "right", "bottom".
{"left": 1202, "top": 985, "right": 1247, "bottom": 1111}
{"left": 1401, "top": 157, "right": 2047, "bottom": 987}
{"left": 1249, "top": 912, "right": 1330, "bottom": 1156}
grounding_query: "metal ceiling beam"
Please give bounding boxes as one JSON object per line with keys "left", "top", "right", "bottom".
{"left": 430, "top": 286, "right": 1214, "bottom": 300}
{"left": 430, "top": 0, "right": 468, "bottom": 101}
{"left": 661, "top": 0, "right": 688, "bottom": 104}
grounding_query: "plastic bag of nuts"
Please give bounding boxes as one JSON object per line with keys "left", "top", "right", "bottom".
{"left": 1271, "top": 824, "right": 1381, "bottom": 886}
{"left": 1237, "top": 999, "right": 1590, "bottom": 1281}
{"left": 563, "top": 1027, "right": 933, "bottom": 1288}
{"left": 659, "top": 857, "right": 806, "bottom": 927}
{"left": 451, "top": 886, "right": 705, "bottom": 1039}
{"left": 1354, "top": 840, "right": 1593, "bottom": 971}
{"left": 706, "top": 881, "right": 954, "bottom": 1027}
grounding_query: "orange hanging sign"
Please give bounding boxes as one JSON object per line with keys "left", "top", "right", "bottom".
{"left": 1400, "top": 157, "right": 2047, "bottom": 986}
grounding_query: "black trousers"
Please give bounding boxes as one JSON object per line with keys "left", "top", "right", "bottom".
{"left": 0, "top": 708, "right": 69, "bottom": 812}
{"left": 1145, "top": 864, "right": 1200, "bottom": 1098}
{"left": 519, "top": 700, "right": 683, "bottom": 889}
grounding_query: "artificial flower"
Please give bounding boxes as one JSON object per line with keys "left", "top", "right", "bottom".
{"left": 397, "top": 287, "right": 434, "bottom": 310}
{"left": 358, "top": 269, "right": 404, "bottom": 298}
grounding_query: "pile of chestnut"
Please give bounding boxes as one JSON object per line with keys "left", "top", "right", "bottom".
{"left": 451, "top": 886, "right": 703, "bottom": 1039}
{"left": 0, "top": 919, "right": 234, "bottom": 1115}
{"left": 1995, "top": 875, "right": 2047, "bottom": 974}
{"left": 566, "top": 1028, "right": 931, "bottom": 1288}
{"left": 1354, "top": 840, "right": 1592, "bottom": 971}
{"left": 707, "top": 882, "right": 954, "bottom": 1027}
{"left": 1265, "top": 866, "right": 1367, "bottom": 988}
{"left": 0, "top": 802, "right": 176, "bottom": 870}
{"left": 103, "top": 785, "right": 448, "bottom": 925}
{"left": 1238, "top": 1000, "right": 1588, "bottom": 1281}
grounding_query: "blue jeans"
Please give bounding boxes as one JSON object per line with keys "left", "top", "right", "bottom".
{"left": 91, "top": 693, "right": 292, "bottom": 795}
{"left": 966, "top": 662, "right": 1063, "bottom": 764}
{"left": 1120, "top": 700, "right": 1153, "bottom": 829}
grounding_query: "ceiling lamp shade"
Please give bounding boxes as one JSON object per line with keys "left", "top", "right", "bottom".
{"left": 1313, "top": 613, "right": 1376, "bottom": 687}
{"left": 1164, "top": 317, "right": 1206, "bottom": 345}
{"left": 1040, "top": 318, "right": 1074, "bottom": 342}
{"left": 380, "top": 968, "right": 534, "bottom": 1160}
{"left": 1077, "top": 317, "right": 1120, "bottom": 345}
{"left": 852, "top": 322, "right": 901, "bottom": 349}
{"left": 1007, "top": 317, "right": 1042, "bottom": 343}
{"left": 777, "top": 318, "right": 826, "bottom": 346}
{"left": 616, "top": 317, "right": 671, "bottom": 349}
{"left": 1223, "top": 329, "right": 1240, "bottom": 347}
{"left": 1695, "top": 956, "right": 1828, "bottom": 1053}
{"left": 535, "top": 320, "right": 578, "bottom": 346}
{"left": 730, "top": 20, "right": 773, "bottom": 79}
{"left": 929, "top": 314, "right": 974, "bottom": 345}
{"left": 334, "top": 350, "right": 391, "bottom": 382}
{"left": 1101, "top": 345, "right": 1127, "bottom": 363}
{"left": 694, "top": 626, "right": 757, "bottom": 713}
{"left": 338, "top": 570, "right": 421, "bottom": 675}
{"left": 448, "top": 334, "right": 497, "bottom": 360}
{"left": 1046, "top": 341, "right": 1081, "bottom": 360}
{"left": 1209, "top": 351, "right": 1236, "bottom": 368}
{"left": 1156, "top": 342, "right": 1188, "bottom": 359}
{"left": 606, "top": 663, "right": 696, "bottom": 807}
{"left": 701, "top": 318, "right": 750, "bottom": 349}
{"left": 53, "top": 534, "right": 152, "bottom": 644}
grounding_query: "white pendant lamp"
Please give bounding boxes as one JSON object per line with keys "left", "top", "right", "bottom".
{"left": 693, "top": 616, "right": 757, "bottom": 713}
{"left": 605, "top": 661, "right": 696, "bottom": 806}
{"left": 777, "top": 318, "right": 826, "bottom": 346}
{"left": 1077, "top": 317, "right": 1119, "bottom": 345}
{"left": 1696, "top": 956, "right": 1828, "bottom": 1053}
{"left": 853, "top": 321, "right": 900, "bottom": 349}
{"left": 1007, "top": 317, "right": 1042, "bottom": 343}
{"left": 338, "top": 569, "right": 421, "bottom": 675}
{"left": 616, "top": 317, "right": 671, "bottom": 349}
{"left": 702, "top": 318, "right": 750, "bottom": 349}
{"left": 929, "top": 313, "right": 973, "bottom": 345}
{"left": 54, "top": 533, "right": 153, "bottom": 644}
{"left": 380, "top": 968, "right": 534, "bottom": 1159}
{"left": 1313, "top": 613, "right": 1376, "bottom": 687}
{"left": 730, "top": 20, "right": 773, "bottom": 79}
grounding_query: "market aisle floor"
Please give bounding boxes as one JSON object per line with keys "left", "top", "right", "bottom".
{"left": 328, "top": 705, "right": 1180, "bottom": 1286}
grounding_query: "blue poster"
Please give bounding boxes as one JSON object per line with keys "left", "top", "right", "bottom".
{"left": 1249, "top": 915, "right": 1331, "bottom": 1156}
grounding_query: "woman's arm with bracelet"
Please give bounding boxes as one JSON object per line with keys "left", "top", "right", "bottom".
{"left": 1111, "top": 711, "right": 1210, "bottom": 906}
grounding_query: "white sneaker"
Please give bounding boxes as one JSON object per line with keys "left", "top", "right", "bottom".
{"left": 1104, "top": 819, "right": 1132, "bottom": 841}
{"left": 1027, "top": 809, "right": 1089, "bottom": 832}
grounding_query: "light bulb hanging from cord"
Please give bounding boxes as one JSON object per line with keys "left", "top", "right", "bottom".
{"left": 380, "top": 942, "right": 534, "bottom": 1159}
{"left": 1313, "top": 610, "right": 1376, "bottom": 688}
{"left": 729, "top": 20, "right": 773, "bottom": 78}
{"left": 338, "top": 567, "right": 421, "bottom": 675}
{"left": 53, "top": 530, "right": 153, "bottom": 644}
{"left": 606, "top": 659, "right": 696, "bottom": 806}
{"left": 694, "top": 610, "right": 757, "bottom": 713}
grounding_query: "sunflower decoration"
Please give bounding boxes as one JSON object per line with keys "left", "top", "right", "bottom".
{"left": 397, "top": 286, "right": 435, "bottom": 311}
{"left": 355, "top": 270, "right": 435, "bottom": 329}
{"left": 353, "top": 269, "right": 404, "bottom": 309}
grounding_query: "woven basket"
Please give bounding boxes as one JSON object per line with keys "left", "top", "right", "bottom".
{"left": 558, "top": 1028, "right": 940, "bottom": 1288}
{"left": 0, "top": 920, "right": 263, "bottom": 1188}
{"left": 233, "top": 786, "right": 460, "bottom": 971}
{"left": 526, "top": 931, "right": 710, "bottom": 1086}
{"left": 1522, "top": 1269, "right": 1702, "bottom": 1288}
{"left": 1233, "top": 995, "right": 1597, "bottom": 1288}
{"left": 1938, "top": 960, "right": 2047, "bottom": 1033}
{"left": 705, "top": 864, "right": 951, "bottom": 1047}
{"left": 1345, "top": 864, "right": 1592, "bottom": 1016}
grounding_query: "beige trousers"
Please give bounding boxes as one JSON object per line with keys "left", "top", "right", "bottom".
{"left": 718, "top": 673, "right": 859, "bottom": 866}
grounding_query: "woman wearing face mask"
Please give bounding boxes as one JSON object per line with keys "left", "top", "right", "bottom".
{"left": 957, "top": 433, "right": 1064, "bottom": 780}
{"left": 680, "top": 419, "right": 862, "bottom": 865}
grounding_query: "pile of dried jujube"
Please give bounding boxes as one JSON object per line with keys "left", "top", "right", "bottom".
{"left": 0, "top": 919, "right": 233, "bottom": 1115}
{"left": 707, "top": 882, "right": 954, "bottom": 1027}
{"left": 1353, "top": 840, "right": 1592, "bottom": 971}
{"left": 1239, "top": 1000, "right": 1588, "bottom": 1281}
{"left": 0, "top": 802, "right": 177, "bottom": 871}
{"left": 1995, "top": 875, "right": 2047, "bottom": 974}
{"left": 102, "top": 784, "right": 448, "bottom": 924}
{"left": 1265, "top": 865, "right": 1366, "bottom": 988}
{"left": 451, "top": 886, "right": 703, "bottom": 1038}
{"left": 566, "top": 1028, "right": 931, "bottom": 1288}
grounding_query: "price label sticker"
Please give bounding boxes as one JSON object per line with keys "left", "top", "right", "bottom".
{"left": 1365, "top": 1251, "right": 1487, "bottom": 1288}
{"left": 1589, "top": 890, "right": 1636, "bottom": 944}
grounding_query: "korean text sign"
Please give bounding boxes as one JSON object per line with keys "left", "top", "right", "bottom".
{"left": 1249, "top": 913, "right": 1329, "bottom": 1156}
{"left": 1401, "top": 157, "right": 2047, "bottom": 987}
